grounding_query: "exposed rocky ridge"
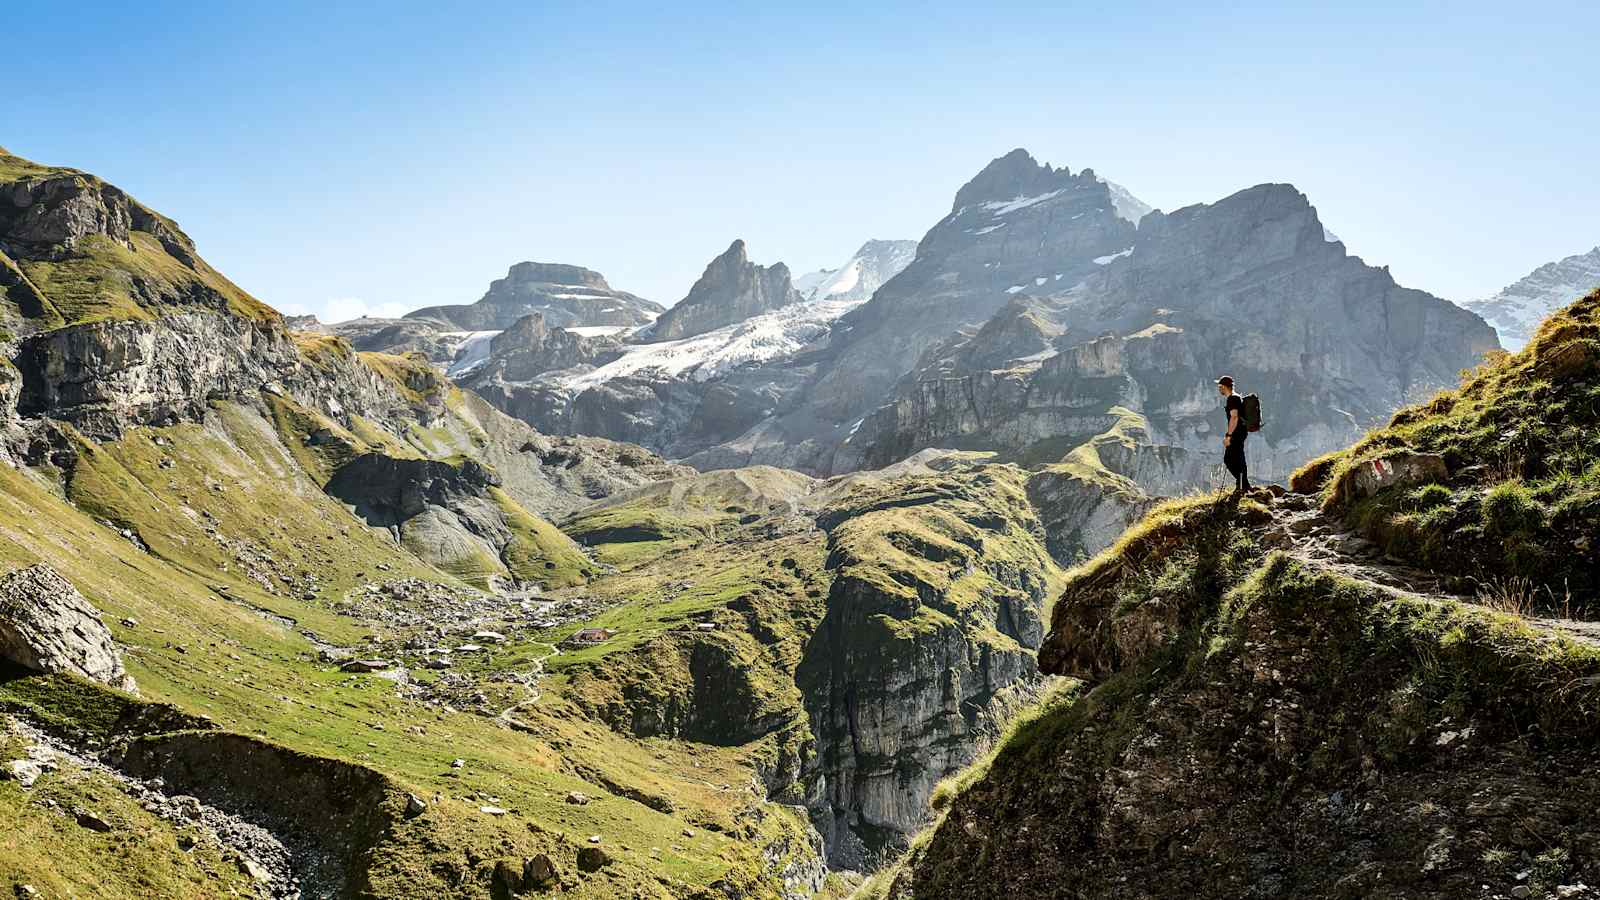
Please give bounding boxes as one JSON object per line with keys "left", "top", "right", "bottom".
{"left": 0, "top": 149, "right": 276, "bottom": 329}
{"left": 797, "top": 465, "right": 1061, "bottom": 868}
{"left": 647, "top": 239, "right": 803, "bottom": 341}
{"left": 319, "top": 315, "right": 463, "bottom": 361}
{"left": 406, "top": 261, "right": 662, "bottom": 330}
{"left": 1464, "top": 245, "right": 1600, "bottom": 351}
{"left": 842, "top": 182, "right": 1501, "bottom": 488}
{"left": 793, "top": 239, "right": 918, "bottom": 304}
{"left": 0, "top": 563, "right": 137, "bottom": 692}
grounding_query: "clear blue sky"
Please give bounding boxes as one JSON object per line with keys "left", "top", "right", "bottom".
{"left": 8, "top": 0, "right": 1597, "bottom": 320}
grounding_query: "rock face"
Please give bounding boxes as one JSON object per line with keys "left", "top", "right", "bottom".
{"left": 477, "top": 313, "right": 622, "bottom": 381}
{"left": 793, "top": 239, "right": 918, "bottom": 304}
{"left": 843, "top": 183, "right": 1501, "bottom": 487}
{"left": 1464, "top": 246, "right": 1600, "bottom": 351}
{"left": 407, "top": 262, "right": 662, "bottom": 330}
{"left": 0, "top": 563, "right": 136, "bottom": 692}
{"left": 796, "top": 466, "right": 1059, "bottom": 867}
{"left": 13, "top": 313, "right": 391, "bottom": 438}
{"left": 323, "top": 452, "right": 594, "bottom": 588}
{"left": 647, "top": 240, "right": 803, "bottom": 341}
{"left": 2, "top": 169, "right": 185, "bottom": 263}
{"left": 803, "top": 150, "right": 1140, "bottom": 435}
{"left": 1329, "top": 450, "right": 1449, "bottom": 505}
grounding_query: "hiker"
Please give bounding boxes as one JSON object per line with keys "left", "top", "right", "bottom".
{"left": 1217, "top": 375, "right": 1250, "bottom": 493}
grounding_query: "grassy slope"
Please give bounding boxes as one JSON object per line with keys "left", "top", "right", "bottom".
{"left": 0, "top": 728, "right": 259, "bottom": 897}
{"left": 0, "top": 404, "right": 814, "bottom": 897}
{"left": 866, "top": 493, "right": 1600, "bottom": 898}
{"left": 0, "top": 149, "right": 277, "bottom": 327}
{"left": 819, "top": 464, "right": 1062, "bottom": 647}
{"left": 1295, "top": 287, "right": 1600, "bottom": 610}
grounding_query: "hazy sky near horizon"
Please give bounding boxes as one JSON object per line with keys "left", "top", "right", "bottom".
{"left": 8, "top": 0, "right": 1597, "bottom": 321}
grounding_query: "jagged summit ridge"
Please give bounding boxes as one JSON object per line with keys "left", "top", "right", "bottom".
{"left": 951, "top": 148, "right": 1078, "bottom": 211}
{"left": 646, "top": 239, "right": 803, "bottom": 341}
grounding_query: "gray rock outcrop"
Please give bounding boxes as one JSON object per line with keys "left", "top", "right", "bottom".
{"left": 0, "top": 563, "right": 137, "bottom": 692}
{"left": 796, "top": 466, "right": 1056, "bottom": 867}
{"left": 480, "top": 313, "right": 622, "bottom": 381}
{"left": 13, "top": 312, "right": 418, "bottom": 440}
{"left": 647, "top": 240, "right": 802, "bottom": 341}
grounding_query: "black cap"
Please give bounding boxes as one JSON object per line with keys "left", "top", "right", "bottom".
{"left": 1216, "top": 375, "right": 1234, "bottom": 387}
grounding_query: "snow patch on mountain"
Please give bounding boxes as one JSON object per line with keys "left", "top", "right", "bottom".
{"left": 1099, "top": 178, "right": 1155, "bottom": 225}
{"left": 1464, "top": 246, "right": 1600, "bottom": 351}
{"left": 793, "top": 239, "right": 917, "bottom": 304}
{"left": 445, "top": 331, "right": 500, "bottom": 376}
{"left": 560, "top": 294, "right": 866, "bottom": 389}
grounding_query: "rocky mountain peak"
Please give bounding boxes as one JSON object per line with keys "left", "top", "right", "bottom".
{"left": 404, "top": 259, "right": 661, "bottom": 331}
{"left": 951, "top": 148, "right": 1098, "bottom": 212}
{"left": 1128, "top": 182, "right": 1333, "bottom": 280}
{"left": 647, "top": 240, "right": 802, "bottom": 342}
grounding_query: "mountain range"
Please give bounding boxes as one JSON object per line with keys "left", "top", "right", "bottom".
{"left": 5, "top": 141, "right": 1593, "bottom": 900}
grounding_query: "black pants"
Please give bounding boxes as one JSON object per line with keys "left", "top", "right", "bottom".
{"left": 1224, "top": 437, "right": 1249, "bottom": 490}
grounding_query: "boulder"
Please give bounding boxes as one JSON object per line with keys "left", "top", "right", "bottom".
{"left": 340, "top": 659, "right": 390, "bottom": 673}
{"left": 522, "top": 854, "right": 558, "bottom": 888}
{"left": 1333, "top": 451, "right": 1449, "bottom": 505}
{"left": 3, "top": 758, "right": 43, "bottom": 787}
{"left": 492, "top": 858, "right": 524, "bottom": 894}
{"left": 72, "top": 806, "right": 113, "bottom": 832}
{"left": 0, "top": 564, "right": 137, "bottom": 693}
{"left": 576, "top": 846, "right": 610, "bottom": 872}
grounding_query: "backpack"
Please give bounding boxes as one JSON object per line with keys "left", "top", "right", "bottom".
{"left": 1241, "top": 393, "right": 1262, "bottom": 433}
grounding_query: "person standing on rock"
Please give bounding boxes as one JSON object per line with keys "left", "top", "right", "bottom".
{"left": 1217, "top": 375, "right": 1250, "bottom": 494}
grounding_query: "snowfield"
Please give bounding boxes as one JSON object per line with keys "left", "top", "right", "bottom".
{"left": 559, "top": 294, "right": 866, "bottom": 389}
{"left": 443, "top": 330, "right": 500, "bottom": 376}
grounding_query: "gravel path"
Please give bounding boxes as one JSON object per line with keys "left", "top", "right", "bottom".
{"left": 1257, "top": 490, "right": 1600, "bottom": 647}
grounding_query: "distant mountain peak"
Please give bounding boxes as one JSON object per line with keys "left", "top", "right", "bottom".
{"left": 952, "top": 148, "right": 1077, "bottom": 211}
{"left": 647, "top": 240, "right": 801, "bottom": 341}
{"left": 794, "top": 239, "right": 918, "bottom": 304}
{"left": 404, "top": 260, "right": 661, "bottom": 330}
{"left": 1465, "top": 246, "right": 1600, "bottom": 351}
{"left": 950, "top": 149, "right": 1153, "bottom": 229}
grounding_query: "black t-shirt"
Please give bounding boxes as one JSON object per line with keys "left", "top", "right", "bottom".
{"left": 1224, "top": 394, "right": 1246, "bottom": 440}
